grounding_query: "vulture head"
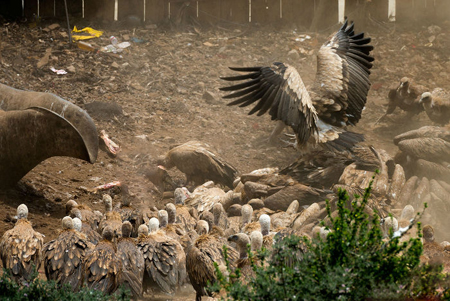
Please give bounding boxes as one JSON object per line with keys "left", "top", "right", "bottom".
{"left": 319, "top": 227, "right": 331, "bottom": 241}
{"left": 148, "top": 217, "right": 160, "bottom": 233}
{"left": 213, "top": 203, "right": 224, "bottom": 226}
{"left": 73, "top": 217, "right": 82, "bottom": 232}
{"left": 382, "top": 216, "right": 399, "bottom": 237}
{"left": 156, "top": 155, "right": 173, "bottom": 169}
{"left": 398, "top": 77, "right": 411, "bottom": 93}
{"left": 122, "top": 221, "right": 133, "bottom": 238}
{"left": 102, "top": 226, "right": 114, "bottom": 242}
{"left": 62, "top": 216, "right": 74, "bottom": 230}
{"left": 241, "top": 204, "right": 253, "bottom": 226}
{"left": 165, "top": 203, "right": 177, "bottom": 224}
{"left": 103, "top": 194, "right": 113, "bottom": 212}
{"left": 174, "top": 187, "right": 191, "bottom": 205}
{"left": 120, "top": 184, "right": 131, "bottom": 207}
{"left": 158, "top": 210, "right": 169, "bottom": 228}
{"left": 17, "top": 204, "right": 28, "bottom": 220}
{"left": 400, "top": 205, "right": 415, "bottom": 221}
{"left": 70, "top": 208, "right": 82, "bottom": 220}
{"left": 423, "top": 225, "right": 435, "bottom": 243}
{"left": 138, "top": 224, "right": 149, "bottom": 237}
{"left": 196, "top": 220, "right": 209, "bottom": 235}
{"left": 201, "top": 211, "right": 214, "bottom": 231}
{"left": 66, "top": 200, "right": 78, "bottom": 215}
{"left": 259, "top": 214, "right": 271, "bottom": 236}
{"left": 419, "top": 92, "right": 433, "bottom": 106}
{"left": 249, "top": 231, "right": 263, "bottom": 251}
{"left": 228, "top": 233, "right": 250, "bottom": 259}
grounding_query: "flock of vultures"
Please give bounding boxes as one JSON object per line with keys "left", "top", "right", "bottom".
{"left": 1, "top": 20, "right": 450, "bottom": 301}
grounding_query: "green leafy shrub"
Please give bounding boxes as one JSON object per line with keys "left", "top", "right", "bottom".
{"left": 211, "top": 176, "right": 450, "bottom": 300}
{"left": 0, "top": 268, "right": 131, "bottom": 301}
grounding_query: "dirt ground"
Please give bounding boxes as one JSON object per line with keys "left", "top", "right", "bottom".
{"left": 0, "top": 17, "right": 449, "bottom": 299}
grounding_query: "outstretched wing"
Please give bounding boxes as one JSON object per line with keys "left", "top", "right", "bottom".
{"left": 220, "top": 63, "right": 318, "bottom": 145}
{"left": 311, "top": 20, "right": 374, "bottom": 127}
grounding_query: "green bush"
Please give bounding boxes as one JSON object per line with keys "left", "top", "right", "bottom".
{"left": 211, "top": 176, "right": 450, "bottom": 300}
{"left": 0, "top": 268, "right": 131, "bottom": 301}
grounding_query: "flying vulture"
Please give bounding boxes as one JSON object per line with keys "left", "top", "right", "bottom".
{"left": 220, "top": 20, "right": 374, "bottom": 151}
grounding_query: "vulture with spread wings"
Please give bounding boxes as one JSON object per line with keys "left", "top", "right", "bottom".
{"left": 220, "top": 20, "right": 374, "bottom": 151}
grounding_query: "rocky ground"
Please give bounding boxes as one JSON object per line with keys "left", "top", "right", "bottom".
{"left": 0, "top": 17, "right": 449, "bottom": 300}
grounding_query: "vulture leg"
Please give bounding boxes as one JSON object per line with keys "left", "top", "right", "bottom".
{"left": 269, "top": 120, "right": 287, "bottom": 145}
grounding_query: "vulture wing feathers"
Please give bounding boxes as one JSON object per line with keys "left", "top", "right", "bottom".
{"left": 42, "top": 230, "right": 90, "bottom": 291}
{"left": 0, "top": 219, "right": 44, "bottom": 282}
{"left": 221, "top": 20, "right": 373, "bottom": 148}
{"left": 221, "top": 63, "right": 317, "bottom": 145}
{"left": 311, "top": 20, "right": 373, "bottom": 127}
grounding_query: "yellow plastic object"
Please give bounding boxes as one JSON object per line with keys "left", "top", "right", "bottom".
{"left": 77, "top": 41, "right": 97, "bottom": 52}
{"left": 72, "top": 26, "right": 103, "bottom": 40}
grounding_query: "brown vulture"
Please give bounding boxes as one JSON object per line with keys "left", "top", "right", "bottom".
{"left": 116, "top": 221, "right": 145, "bottom": 298}
{"left": 420, "top": 88, "right": 450, "bottom": 125}
{"left": 137, "top": 218, "right": 187, "bottom": 295}
{"left": 0, "top": 83, "right": 98, "bottom": 188}
{"left": 220, "top": 20, "right": 374, "bottom": 152}
{"left": 186, "top": 220, "right": 239, "bottom": 301}
{"left": 83, "top": 226, "right": 123, "bottom": 294}
{"left": 376, "top": 77, "right": 426, "bottom": 124}
{"left": 0, "top": 204, "right": 45, "bottom": 283}
{"left": 393, "top": 126, "right": 450, "bottom": 180}
{"left": 157, "top": 140, "right": 239, "bottom": 189}
{"left": 42, "top": 216, "right": 92, "bottom": 291}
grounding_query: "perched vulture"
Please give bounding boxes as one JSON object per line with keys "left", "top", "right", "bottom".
{"left": 228, "top": 232, "right": 263, "bottom": 280}
{"left": 115, "top": 186, "right": 142, "bottom": 237}
{"left": 220, "top": 20, "right": 373, "bottom": 151}
{"left": 186, "top": 220, "right": 239, "bottom": 301}
{"left": 0, "top": 204, "right": 45, "bottom": 283}
{"left": 71, "top": 209, "right": 102, "bottom": 245}
{"left": 172, "top": 188, "right": 197, "bottom": 232}
{"left": 137, "top": 218, "right": 187, "bottom": 295}
{"left": 157, "top": 141, "right": 239, "bottom": 189}
{"left": 420, "top": 88, "right": 450, "bottom": 125}
{"left": 376, "top": 77, "right": 426, "bottom": 123}
{"left": 83, "top": 226, "right": 122, "bottom": 294}
{"left": 116, "top": 221, "right": 145, "bottom": 298}
{"left": 0, "top": 83, "right": 98, "bottom": 188}
{"left": 66, "top": 199, "right": 100, "bottom": 231}
{"left": 393, "top": 126, "right": 450, "bottom": 180}
{"left": 42, "top": 216, "right": 91, "bottom": 291}
{"left": 98, "top": 194, "right": 122, "bottom": 240}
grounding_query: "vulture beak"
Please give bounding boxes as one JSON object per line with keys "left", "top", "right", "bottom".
{"left": 0, "top": 83, "right": 98, "bottom": 188}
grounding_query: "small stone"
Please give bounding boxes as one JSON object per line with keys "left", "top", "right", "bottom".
{"left": 67, "top": 65, "right": 76, "bottom": 73}
{"left": 111, "top": 61, "right": 120, "bottom": 69}
{"left": 203, "top": 91, "right": 218, "bottom": 104}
